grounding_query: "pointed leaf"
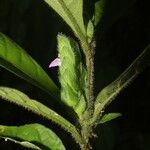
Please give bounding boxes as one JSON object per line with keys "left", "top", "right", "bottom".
{"left": 58, "top": 34, "right": 87, "bottom": 116}
{"left": 99, "top": 113, "right": 122, "bottom": 124}
{"left": 94, "top": 0, "right": 136, "bottom": 31}
{"left": 87, "top": 20, "right": 94, "bottom": 42}
{"left": 0, "top": 123, "right": 66, "bottom": 150}
{"left": 93, "top": 0, "right": 106, "bottom": 26}
{"left": 0, "top": 137, "right": 41, "bottom": 150}
{"left": 0, "top": 32, "right": 59, "bottom": 99}
{"left": 43, "top": 0, "right": 86, "bottom": 40}
{"left": 0, "top": 87, "right": 82, "bottom": 144}
{"left": 94, "top": 45, "right": 150, "bottom": 118}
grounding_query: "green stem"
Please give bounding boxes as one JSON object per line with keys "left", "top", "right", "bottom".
{"left": 58, "top": 1, "right": 95, "bottom": 114}
{"left": 77, "top": 32, "right": 95, "bottom": 150}
{"left": 81, "top": 40, "right": 95, "bottom": 118}
{"left": 58, "top": 0, "right": 95, "bottom": 120}
{"left": 58, "top": 0, "right": 95, "bottom": 147}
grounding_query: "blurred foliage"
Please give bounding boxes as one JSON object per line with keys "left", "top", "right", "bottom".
{"left": 0, "top": 0, "right": 150, "bottom": 150}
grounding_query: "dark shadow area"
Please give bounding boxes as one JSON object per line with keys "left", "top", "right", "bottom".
{"left": 0, "top": 0, "right": 150, "bottom": 150}
{"left": 94, "top": 0, "right": 150, "bottom": 150}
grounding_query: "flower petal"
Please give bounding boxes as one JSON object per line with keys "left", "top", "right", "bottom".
{"left": 49, "top": 58, "right": 61, "bottom": 68}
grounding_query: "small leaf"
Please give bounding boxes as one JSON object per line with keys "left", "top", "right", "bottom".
{"left": 93, "top": 0, "right": 106, "bottom": 26}
{"left": 87, "top": 20, "right": 94, "bottom": 43}
{"left": 100, "top": 113, "right": 122, "bottom": 124}
{"left": 0, "top": 32, "right": 59, "bottom": 99}
{"left": 58, "top": 34, "right": 87, "bottom": 116}
{"left": 94, "top": 45, "right": 150, "bottom": 119}
{"left": 0, "top": 123, "right": 66, "bottom": 150}
{"left": 44, "top": 0, "right": 86, "bottom": 40}
{"left": 0, "top": 87, "right": 82, "bottom": 144}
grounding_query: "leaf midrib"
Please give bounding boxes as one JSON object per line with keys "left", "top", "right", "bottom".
{"left": 57, "top": 0, "right": 86, "bottom": 41}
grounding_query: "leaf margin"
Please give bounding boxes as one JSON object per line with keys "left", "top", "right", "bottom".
{"left": 93, "top": 45, "right": 150, "bottom": 123}
{"left": 0, "top": 86, "right": 83, "bottom": 146}
{"left": 0, "top": 32, "right": 59, "bottom": 99}
{"left": 0, "top": 123, "right": 66, "bottom": 150}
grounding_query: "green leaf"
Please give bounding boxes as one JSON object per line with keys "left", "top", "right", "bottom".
{"left": 94, "top": 0, "right": 136, "bottom": 31}
{"left": 58, "top": 34, "right": 87, "bottom": 116}
{"left": 87, "top": 20, "right": 94, "bottom": 43}
{"left": 93, "top": 0, "right": 106, "bottom": 26}
{"left": 94, "top": 45, "right": 150, "bottom": 119}
{"left": 43, "top": 0, "right": 86, "bottom": 40}
{"left": 0, "top": 137, "right": 41, "bottom": 150}
{"left": 99, "top": 113, "right": 122, "bottom": 124}
{"left": 0, "top": 87, "right": 82, "bottom": 145}
{"left": 0, "top": 123, "right": 66, "bottom": 150}
{"left": 0, "top": 32, "right": 59, "bottom": 99}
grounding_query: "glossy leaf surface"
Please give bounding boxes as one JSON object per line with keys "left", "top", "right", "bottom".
{"left": 0, "top": 123, "right": 66, "bottom": 150}
{"left": 44, "top": 0, "right": 86, "bottom": 40}
{"left": 0, "top": 32, "right": 59, "bottom": 99}
{"left": 0, "top": 87, "right": 81, "bottom": 144}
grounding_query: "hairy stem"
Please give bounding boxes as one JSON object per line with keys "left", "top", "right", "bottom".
{"left": 79, "top": 39, "right": 95, "bottom": 150}
{"left": 56, "top": 0, "right": 95, "bottom": 118}
{"left": 80, "top": 39, "right": 95, "bottom": 117}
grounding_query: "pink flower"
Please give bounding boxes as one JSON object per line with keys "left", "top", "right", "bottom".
{"left": 49, "top": 58, "right": 61, "bottom": 68}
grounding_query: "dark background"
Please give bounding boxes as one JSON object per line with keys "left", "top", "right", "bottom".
{"left": 0, "top": 0, "right": 150, "bottom": 149}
